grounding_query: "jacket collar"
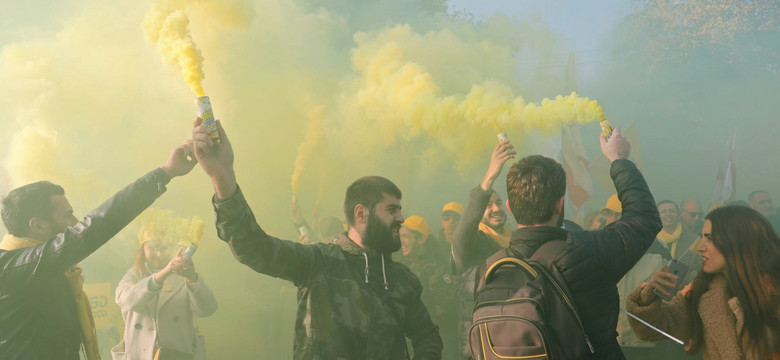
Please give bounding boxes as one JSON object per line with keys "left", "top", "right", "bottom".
{"left": 333, "top": 232, "right": 393, "bottom": 259}
{"left": 508, "top": 226, "right": 568, "bottom": 257}
{"left": 333, "top": 233, "right": 394, "bottom": 290}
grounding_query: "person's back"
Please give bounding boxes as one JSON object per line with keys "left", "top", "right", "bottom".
{"left": 501, "top": 128, "right": 661, "bottom": 359}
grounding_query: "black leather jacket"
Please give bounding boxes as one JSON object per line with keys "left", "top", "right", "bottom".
{"left": 0, "top": 168, "right": 170, "bottom": 360}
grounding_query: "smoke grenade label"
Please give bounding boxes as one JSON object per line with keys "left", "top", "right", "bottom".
{"left": 195, "top": 96, "right": 219, "bottom": 139}
{"left": 600, "top": 119, "right": 613, "bottom": 140}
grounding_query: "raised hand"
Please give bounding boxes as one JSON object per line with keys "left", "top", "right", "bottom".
{"left": 600, "top": 127, "right": 630, "bottom": 163}
{"left": 161, "top": 142, "right": 198, "bottom": 178}
{"left": 191, "top": 118, "right": 237, "bottom": 199}
{"left": 481, "top": 140, "right": 516, "bottom": 191}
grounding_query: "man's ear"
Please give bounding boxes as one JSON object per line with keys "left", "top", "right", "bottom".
{"left": 354, "top": 204, "right": 369, "bottom": 225}
{"left": 505, "top": 199, "right": 512, "bottom": 214}
{"left": 556, "top": 197, "right": 565, "bottom": 214}
{"left": 28, "top": 217, "right": 47, "bottom": 237}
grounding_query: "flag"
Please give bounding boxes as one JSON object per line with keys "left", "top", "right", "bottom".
{"left": 710, "top": 131, "right": 737, "bottom": 208}
{"left": 562, "top": 124, "right": 593, "bottom": 209}
{"left": 561, "top": 52, "right": 593, "bottom": 218}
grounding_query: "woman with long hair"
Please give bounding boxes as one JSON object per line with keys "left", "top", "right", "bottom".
{"left": 111, "top": 210, "right": 217, "bottom": 360}
{"left": 626, "top": 205, "right": 780, "bottom": 359}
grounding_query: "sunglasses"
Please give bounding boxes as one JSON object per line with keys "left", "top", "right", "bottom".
{"left": 684, "top": 211, "right": 703, "bottom": 218}
{"left": 442, "top": 214, "right": 461, "bottom": 221}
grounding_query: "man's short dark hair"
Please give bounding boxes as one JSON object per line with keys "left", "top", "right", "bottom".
{"left": 1, "top": 181, "right": 65, "bottom": 237}
{"left": 344, "top": 176, "right": 402, "bottom": 225}
{"left": 506, "top": 155, "right": 566, "bottom": 225}
{"left": 656, "top": 200, "right": 678, "bottom": 211}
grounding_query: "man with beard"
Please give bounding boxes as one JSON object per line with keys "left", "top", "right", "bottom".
{"left": 500, "top": 127, "right": 660, "bottom": 359}
{"left": 450, "top": 140, "right": 515, "bottom": 359}
{"left": 191, "top": 121, "right": 441, "bottom": 360}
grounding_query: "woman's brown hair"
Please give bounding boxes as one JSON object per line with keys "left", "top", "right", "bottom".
{"left": 686, "top": 206, "right": 780, "bottom": 358}
{"left": 133, "top": 246, "right": 147, "bottom": 274}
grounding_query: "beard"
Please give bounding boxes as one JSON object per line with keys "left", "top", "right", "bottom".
{"left": 363, "top": 212, "right": 402, "bottom": 254}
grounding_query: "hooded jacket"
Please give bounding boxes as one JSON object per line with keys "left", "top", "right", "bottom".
{"left": 213, "top": 187, "right": 442, "bottom": 360}
{"left": 0, "top": 168, "right": 171, "bottom": 360}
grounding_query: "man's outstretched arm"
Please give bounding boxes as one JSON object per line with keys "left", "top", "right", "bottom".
{"left": 0, "top": 142, "right": 196, "bottom": 290}
{"left": 193, "top": 119, "right": 321, "bottom": 285}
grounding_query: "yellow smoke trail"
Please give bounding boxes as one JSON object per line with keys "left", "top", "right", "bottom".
{"left": 138, "top": 207, "right": 204, "bottom": 246}
{"left": 333, "top": 30, "right": 605, "bottom": 170}
{"left": 143, "top": 1, "right": 206, "bottom": 96}
{"left": 291, "top": 106, "right": 326, "bottom": 196}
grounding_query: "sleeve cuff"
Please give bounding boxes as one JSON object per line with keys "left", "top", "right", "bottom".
{"left": 148, "top": 275, "right": 164, "bottom": 291}
{"left": 150, "top": 167, "right": 172, "bottom": 194}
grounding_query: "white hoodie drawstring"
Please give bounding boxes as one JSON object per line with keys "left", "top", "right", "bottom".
{"left": 363, "top": 252, "right": 369, "bottom": 284}
{"left": 381, "top": 255, "right": 389, "bottom": 290}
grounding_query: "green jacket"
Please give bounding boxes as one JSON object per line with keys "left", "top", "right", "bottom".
{"left": 213, "top": 187, "right": 442, "bottom": 360}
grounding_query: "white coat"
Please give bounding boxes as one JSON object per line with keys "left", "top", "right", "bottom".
{"left": 111, "top": 268, "right": 218, "bottom": 360}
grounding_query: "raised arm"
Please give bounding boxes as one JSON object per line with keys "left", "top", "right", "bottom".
{"left": 451, "top": 140, "right": 515, "bottom": 273}
{"left": 590, "top": 128, "right": 662, "bottom": 282}
{"left": 193, "top": 120, "right": 322, "bottom": 285}
{"left": 0, "top": 143, "right": 195, "bottom": 291}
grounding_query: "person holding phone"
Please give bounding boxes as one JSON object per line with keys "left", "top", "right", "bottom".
{"left": 625, "top": 205, "right": 780, "bottom": 359}
{"left": 112, "top": 209, "right": 217, "bottom": 360}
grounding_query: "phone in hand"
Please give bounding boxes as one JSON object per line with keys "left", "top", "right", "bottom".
{"left": 181, "top": 245, "right": 198, "bottom": 260}
{"left": 654, "top": 259, "right": 689, "bottom": 301}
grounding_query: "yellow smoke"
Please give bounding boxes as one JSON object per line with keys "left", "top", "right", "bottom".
{"left": 0, "top": 1, "right": 606, "bottom": 358}
{"left": 138, "top": 207, "right": 204, "bottom": 246}
{"left": 291, "top": 106, "right": 326, "bottom": 196}
{"left": 330, "top": 25, "right": 605, "bottom": 170}
{"left": 143, "top": 1, "right": 207, "bottom": 96}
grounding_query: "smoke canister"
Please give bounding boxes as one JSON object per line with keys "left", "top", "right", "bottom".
{"left": 195, "top": 96, "right": 219, "bottom": 140}
{"left": 497, "top": 132, "right": 509, "bottom": 142}
{"left": 600, "top": 118, "right": 613, "bottom": 140}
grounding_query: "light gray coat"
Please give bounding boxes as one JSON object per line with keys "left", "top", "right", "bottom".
{"left": 111, "top": 268, "right": 218, "bottom": 360}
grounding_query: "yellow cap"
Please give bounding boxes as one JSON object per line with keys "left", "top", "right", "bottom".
{"left": 442, "top": 202, "right": 464, "bottom": 215}
{"left": 604, "top": 194, "right": 622, "bottom": 213}
{"left": 403, "top": 215, "right": 430, "bottom": 239}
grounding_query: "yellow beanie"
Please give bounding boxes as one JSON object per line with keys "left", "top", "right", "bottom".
{"left": 403, "top": 215, "right": 430, "bottom": 239}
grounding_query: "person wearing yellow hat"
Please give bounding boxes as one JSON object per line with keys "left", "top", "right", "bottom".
{"left": 112, "top": 209, "right": 217, "bottom": 360}
{"left": 440, "top": 202, "right": 463, "bottom": 245}
{"left": 400, "top": 215, "right": 430, "bottom": 257}
{"left": 597, "top": 193, "right": 623, "bottom": 229}
{"left": 399, "top": 215, "right": 457, "bottom": 360}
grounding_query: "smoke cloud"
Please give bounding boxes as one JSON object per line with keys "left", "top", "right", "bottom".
{"left": 2, "top": 0, "right": 776, "bottom": 358}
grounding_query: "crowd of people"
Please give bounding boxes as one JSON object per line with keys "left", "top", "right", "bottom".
{"left": 0, "top": 119, "right": 778, "bottom": 360}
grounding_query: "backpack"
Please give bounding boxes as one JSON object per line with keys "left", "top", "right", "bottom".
{"left": 470, "top": 240, "right": 596, "bottom": 360}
